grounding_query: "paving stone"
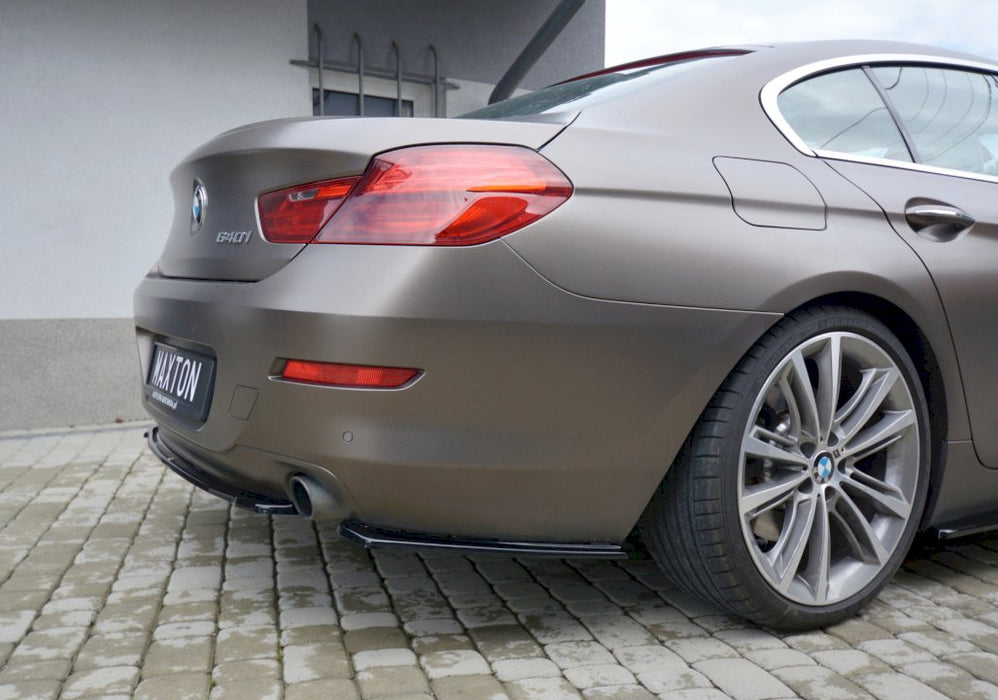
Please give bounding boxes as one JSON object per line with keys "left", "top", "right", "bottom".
{"left": 353, "top": 647, "right": 419, "bottom": 671}
{"left": 520, "top": 613, "right": 593, "bottom": 644}
{"left": 356, "top": 664, "right": 432, "bottom": 698}
{"left": 156, "top": 600, "right": 218, "bottom": 625}
{"left": 152, "top": 620, "right": 216, "bottom": 641}
{"left": 404, "top": 618, "right": 465, "bottom": 636}
{"left": 431, "top": 674, "right": 509, "bottom": 699}
{"left": 505, "top": 676, "right": 584, "bottom": 700}
{"left": 581, "top": 615, "right": 656, "bottom": 650}
{"left": 743, "top": 647, "right": 817, "bottom": 671}
{"left": 666, "top": 636, "right": 739, "bottom": 663}
{"left": 344, "top": 626, "right": 409, "bottom": 653}
{"left": 947, "top": 651, "right": 998, "bottom": 684}
{"left": 280, "top": 624, "right": 342, "bottom": 647}
{"left": 493, "top": 657, "right": 563, "bottom": 681}
{"left": 420, "top": 649, "right": 492, "bottom": 679}
{"left": 563, "top": 663, "right": 636, "bottom": 690}
{"left": 545, "top": 640, "right": 617, "bottom": 669}
{"left": 772, "top": 665, "right": 872, "bottom": 699}
{"left": 340, "top": 611, "right": 399, "bottom": 631}
{"left": 0, "top": 610, "right": 35, "bottom": 643}
{"left": 711, "top": 628, "right": 787, "bottom": 654}
{"left": 285, "top": 678, "right": 361, "bottom": 699}
{"left": 411, "top": 634, "right": 475, "bottom": 655}
{"left": 851, "top": 670, "right": 951, "bottom": 699}
{"left": 897, "top": 629, "right": 980, "bottom": 657}
{"left": 581, "top": 684, "right": 656, "bottom": 700}
{"left": 812, "top": 648, "right": 893, "bottom": 676}
{"left": 613, "top": 644, "right": 687, "bottom": 673}
{"left": 457, "top": 605, "right": 519, "bottom": 629}
{"left": 334, "top": 587, "right": 391, "bottom": 615}
{"left": 133, "top": 672, "right": 211, "bottom": 699}
{"left": 899, "top": 661, "right": 998, "bottom": 700}
{"left": 636, "top": 666, "right": 713, "bottom": 694}
{"left": 61, "top": 665, "right": 140, "bottom": 698}
{"left": 210, "top": 677, "right": 282, "bottom": 700}
{"left": 279, "top": 605, "right": 338, "bottom": 629}
{"left": 692, "top": 658, "right": 793, "bottom": 700}
{"left": 825, "top": 617, "right": 894, "bottom": 645}
{"left": 212, "top": 658, "right": 280, "bottom": 684}
{"left": 143, "top": 637, "right": 213, "bottom": 676}
{"left": 856, "top": 638, "right": 938, "bottom": 667}
{"left": 283, "top": 642, "right": 352, "bottom": 681}
{"left": 470, "top": 624, "right": 544, "bottom": 662}
{"left": 215, "top": 625, "right": 278, "bottom": 663}
{"left": 0, "top": 680, "right": 61, "bottom": 700}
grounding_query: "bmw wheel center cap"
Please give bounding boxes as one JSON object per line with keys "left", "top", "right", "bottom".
{"left": 813, "top": 453, "right": 834, "bottom": 483}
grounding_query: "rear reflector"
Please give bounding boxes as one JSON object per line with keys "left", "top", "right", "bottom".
{"left": 258, "top": 177, "right": 360, "bottom": 243}
{"left": 281, "top": 360, "right": 420, "bottom": 388}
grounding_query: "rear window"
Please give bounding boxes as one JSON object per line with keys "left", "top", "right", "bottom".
{"left": 462, "top": 51, "right": 749, "bottom": 120}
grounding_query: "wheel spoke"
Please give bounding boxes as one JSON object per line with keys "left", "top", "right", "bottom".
{"left": 842, "top": 409, "right": 915, "bottom": 463}
{"left": 802, "top": 490, "right": 831, "bottom": 603}
{"left": 742, "top": 432, "right": 810, "bottom": 467}
{"left": 814, "top": 334, "right": 842, "bottom": 443}
{"left": 741, "top": 471, "right": 810, "bottom": 518}
{"left": 841, "top": 467, "right": 911, "bottom": 519}
{"left": 788, "top": 350, "right": 821, "bottom": 442}
{"left": 831, "top": 486, "right": 890, "bottom": 565}
{"left": 836, "top": 367, "right": 899, "bottom": 444}
{"left": 767, "top": 493, "right": 818, "bottom": 593}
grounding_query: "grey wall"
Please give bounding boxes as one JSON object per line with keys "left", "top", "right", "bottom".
{"left": 309, "top": 0, "right": 606, "bottom": 94}
{"left": 0, "top": 319, "right": 143, "bottom": 431}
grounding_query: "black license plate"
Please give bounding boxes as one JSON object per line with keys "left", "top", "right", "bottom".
{"left": 146, "top": 343, "right": 215, "bottom": 422}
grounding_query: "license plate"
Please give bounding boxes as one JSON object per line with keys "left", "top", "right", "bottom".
{"left": 146, "top": 342, "right": 215, "bottom": 422}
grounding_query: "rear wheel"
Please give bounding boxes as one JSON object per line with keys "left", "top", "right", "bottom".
{"left": 643, "top": 306, "right": 929, "bottom": 628}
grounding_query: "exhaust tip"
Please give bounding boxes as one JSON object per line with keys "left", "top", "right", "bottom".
{"left": 288, "top": 474, "right": 346, "bottom": 522}
{"left": 289, "top": 476, "right": 314, "bottom": 518}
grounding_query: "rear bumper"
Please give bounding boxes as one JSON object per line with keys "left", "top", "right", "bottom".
{"left": 135, "top": 241, "right": 778, "bottom": 542}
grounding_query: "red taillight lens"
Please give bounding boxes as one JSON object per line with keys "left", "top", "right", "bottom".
{"left": 258, "top": 177, "right": 360, "bottom": 243}
{"left": 282, "top": 360, "right": 420, "bottom": 388}
{"left": 316, "top": 145, "right": 572, "bottom": 245}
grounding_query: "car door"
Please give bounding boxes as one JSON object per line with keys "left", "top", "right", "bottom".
{"left": 778, "top": 63, "right": 998, "bottom": 468}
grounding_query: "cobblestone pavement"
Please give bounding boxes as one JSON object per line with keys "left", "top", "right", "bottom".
{"left": 3, "top": 425, "right": 998, "bottom": 700}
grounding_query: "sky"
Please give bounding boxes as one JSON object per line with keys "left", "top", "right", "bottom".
{"left": 605, "top": 0, "right": 998, "bottom": 65}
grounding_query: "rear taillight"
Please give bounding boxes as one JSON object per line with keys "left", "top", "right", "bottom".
{"left": 282, "top": 360, "right": 420, "bottom": 388}
{"left": 258, "top": 177, "right": 360, "bottom": 244}
{"left": 258, "top": 145, "right": 572, "bottom": 246}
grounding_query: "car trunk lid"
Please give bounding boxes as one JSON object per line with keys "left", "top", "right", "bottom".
{"left": 157, "top": 116, "right": 569, "bottom": 281}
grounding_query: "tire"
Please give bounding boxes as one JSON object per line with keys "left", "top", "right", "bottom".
{"left": 643, "top": 306, "right": 930, "bottom": 629}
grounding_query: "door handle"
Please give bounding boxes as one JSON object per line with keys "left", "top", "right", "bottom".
{"left": 904, "top": 201, "right": 975, "bottom": 241}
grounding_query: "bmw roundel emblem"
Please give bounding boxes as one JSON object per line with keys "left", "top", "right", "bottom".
{"left": 817, "top": 455, "right": 833, "bottom": 481}
{"left": 191, "top": 182, "right": 207, "bottom": 234}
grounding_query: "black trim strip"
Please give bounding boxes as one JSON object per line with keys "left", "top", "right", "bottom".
{"left": 339, "top": 518, "right": 626, "bottom": 558}
{"left": 146, "top": 426, "right": 297, "bottom": 515}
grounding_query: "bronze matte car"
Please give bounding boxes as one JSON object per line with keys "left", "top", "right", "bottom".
{"left": 136, "top": 40, "right": 998, "bottom": 628}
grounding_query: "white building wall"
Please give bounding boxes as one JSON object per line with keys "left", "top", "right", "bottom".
{"left": 1, "top": 0, "right": 311, "bottom": 320}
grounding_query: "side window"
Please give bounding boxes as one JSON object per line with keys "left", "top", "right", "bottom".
{"left": 778, "top": 69, "right": 912, "bottom": 161}
{"left": 872, "top": 66, "right": 998, "bottom": 175}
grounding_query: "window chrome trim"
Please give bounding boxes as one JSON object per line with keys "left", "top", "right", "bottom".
{"left": 761, "top": 53, "right": 998, "bottom": 184}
